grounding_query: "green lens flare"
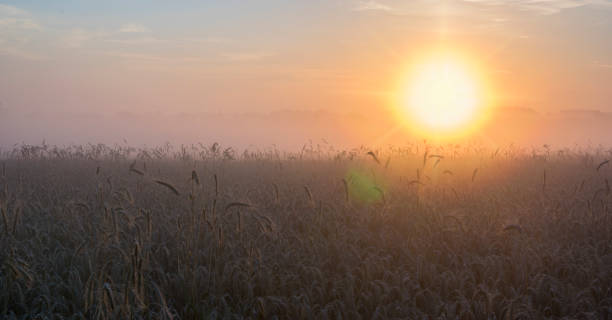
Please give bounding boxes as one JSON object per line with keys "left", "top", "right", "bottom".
{"left": 345, "top": 168, "right": 384, "bottom": 204}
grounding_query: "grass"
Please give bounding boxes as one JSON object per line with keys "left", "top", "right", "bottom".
{"left": 1, "top": 142, "right": 612, "bottom": 319}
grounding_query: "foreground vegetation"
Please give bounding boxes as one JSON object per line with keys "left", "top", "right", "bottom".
{"left": 2, "top": 142, "right": 612, "bottom": 319}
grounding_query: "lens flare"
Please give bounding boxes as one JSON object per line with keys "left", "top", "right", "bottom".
{"left": 345, "top": 168, "right": 385, "bottom": 204}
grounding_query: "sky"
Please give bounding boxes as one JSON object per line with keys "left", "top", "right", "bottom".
{"left": 1, "top": 0, "right": 612, "bottom": 149}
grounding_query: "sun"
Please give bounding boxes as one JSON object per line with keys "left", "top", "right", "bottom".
{"left": 397, "top": 54, "right": 489, "bottom": 138}
{"left": 409, "top": 61, "right": 478, "bottom": 129}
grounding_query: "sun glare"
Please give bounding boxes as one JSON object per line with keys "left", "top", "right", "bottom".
{"left": 397, "top": 54, "right": 489, "bottom": 138}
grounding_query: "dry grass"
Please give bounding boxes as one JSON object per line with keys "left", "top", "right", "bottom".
{"left": 1, "top": 142, "right": 612, "bottom": 319}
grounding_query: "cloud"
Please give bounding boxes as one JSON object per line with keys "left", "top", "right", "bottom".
{"left": 592, "top": 61, "right": 612, "bottom": 69}
{"left": 462, "top": 0, "right": 609, "bottom": 15}
{"left": 0, "top": 4, "right": 47, "bottom": 60}
{"left": 0, "top": 45, "right": 48, "bottom": 60}
{"left": 105, "top": 36, "right": 166, "bottom": 45}
{"left": 104, "top": 51, "right": 179, "bottom": 63}
{"left": 221, "top": 51, "right": 274, "bottom": 62}
{"left": 184, "top": 36, "right": 234, "bottom": 44}
{"left": 0, "top": 4, "right": 40, "bottom": 30}
{"left": 61, "top": 28, "right": 109, "bottom": 48}
{"left": 58, "top": 23, "right": 153, "bottom": 49}
{"left": 352, "top": 1, "right": 393, "bottom": 12}
{"left": 0, "top": 17, "right": 41, "bottom": 29}
{"left": 102, "top": 51, "right": 210, "bottom": 70}
{"left": 119, "top": 23, "right": 149, "bottom": 33}
{"left": 351, "top": 0, "right": 612, "bottom": 17}
{"left": 0, "top": 4, "right": 27, "bottom": 16}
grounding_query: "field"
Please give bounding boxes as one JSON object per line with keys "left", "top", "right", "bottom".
{"left": 2, "top": 143, "right": 612, "bottom": 319}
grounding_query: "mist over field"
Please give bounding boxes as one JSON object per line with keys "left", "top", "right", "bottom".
{"left": 2, "top": 107, "right": 612, "bottom": 151}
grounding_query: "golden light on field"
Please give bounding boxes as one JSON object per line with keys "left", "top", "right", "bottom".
{"left": 395, "top": 52, "right": 491, "bottom": 139}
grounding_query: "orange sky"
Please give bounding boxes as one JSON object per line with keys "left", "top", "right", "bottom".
{"left": 1, "top": 1, "right": 612, "bottom": 148}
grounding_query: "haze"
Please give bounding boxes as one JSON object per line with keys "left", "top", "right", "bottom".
{"left": 2, "top": 0, "right": 612, "bottom": 150}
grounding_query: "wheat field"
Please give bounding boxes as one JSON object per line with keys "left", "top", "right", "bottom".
{"left": 1, "top": 142, "right": 612, "bottom": 319}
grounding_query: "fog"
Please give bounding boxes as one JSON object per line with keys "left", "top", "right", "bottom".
{"left": 2, "top": 106, "right": 612, "bottom": 152}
